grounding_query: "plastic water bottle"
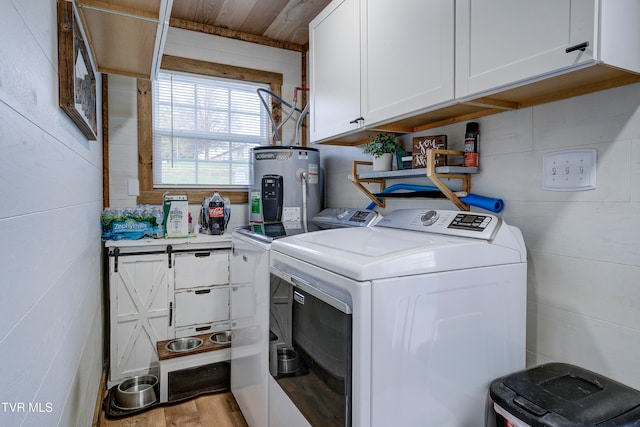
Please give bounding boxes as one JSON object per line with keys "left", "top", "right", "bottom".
{"left": 208, "top": 190, "right": 226, "bottom": 235}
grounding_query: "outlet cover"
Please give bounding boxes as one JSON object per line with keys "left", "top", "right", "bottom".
{"left": 542, "top": 149, "right": 596, "bottom": 191}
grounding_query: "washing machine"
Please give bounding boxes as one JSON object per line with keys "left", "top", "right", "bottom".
{"left": 268, "top": 209, "right": 527, "bottom": 427}
{"left": 230, "top": 208, "right": 381, "bottom": 427}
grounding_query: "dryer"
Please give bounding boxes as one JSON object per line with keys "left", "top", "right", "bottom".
{"left": 268, "top": 209, "right": 527, "bottom": 427}
{"left": 230, "top": 208, "right": 380, "bottom": 427}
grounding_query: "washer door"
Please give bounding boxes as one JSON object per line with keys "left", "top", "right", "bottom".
{"left": 269, "top": 268, "right": 352, "bottom": 427}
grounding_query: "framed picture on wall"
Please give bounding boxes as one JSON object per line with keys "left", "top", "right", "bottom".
{"left": 57, "top": 0, "right": 97, "bottom": 140}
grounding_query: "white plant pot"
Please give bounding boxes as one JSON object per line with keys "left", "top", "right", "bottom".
{"left": 373, "top": 153, "right": 393, "bottom": 172}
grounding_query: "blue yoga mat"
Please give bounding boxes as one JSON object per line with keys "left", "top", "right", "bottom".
{"left": 366, "top": 184, "right": 504, "bottom": 213}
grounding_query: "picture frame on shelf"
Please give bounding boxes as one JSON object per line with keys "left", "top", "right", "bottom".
{"left": 57, "top": 0, "right": 97, "bottom": 140}
{"left": 412, "top": 135, "right": 447, "bottom": 169}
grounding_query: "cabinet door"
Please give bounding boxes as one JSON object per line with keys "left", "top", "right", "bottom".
{"left": 455, "top": 0, "right": 596, "bottom": 98}
{"left": 309, "top": 0, "right": 362, "bottom": 143}
{"left": 109, "top": 253, "right": 171, "bottom": 384}
{"left": 174, "top": 250, "right": 229, "bottom": 290}
{"left": 362, "top": 0, "right": 454, "bottom": 125}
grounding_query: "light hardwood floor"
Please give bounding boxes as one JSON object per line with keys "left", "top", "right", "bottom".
{"left": 98, "top": 392, "right": 248, "bottom": 427}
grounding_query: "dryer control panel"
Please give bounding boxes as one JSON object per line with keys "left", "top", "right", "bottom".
{"left": 377, "top": 209, "right": 501, "bottom": 240}
{"left": 312, "top": 208, "right": 382, "bottom": 229}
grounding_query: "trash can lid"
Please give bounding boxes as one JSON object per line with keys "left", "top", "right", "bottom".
{"left": 490, "top": 363, "right": 640, "bottom": 426}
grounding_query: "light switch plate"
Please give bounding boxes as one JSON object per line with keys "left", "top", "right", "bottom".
{"left": 127, "top": 178, "right": 140, "bottom": 196}
{"left": 542, "top": 149, "right": 596, "bottom": 191}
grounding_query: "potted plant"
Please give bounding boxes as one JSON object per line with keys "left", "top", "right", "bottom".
{"left": 362, "top": 132, "right": 398, "bottom": 171}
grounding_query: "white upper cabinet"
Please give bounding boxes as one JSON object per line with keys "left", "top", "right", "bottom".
{"left": 309, "top": 0, "right": 362, "bottom": 143}
{"left": 309, "top": 0, "right": 454, "bottom": 143}
{"left": 455, "top": 0, "right": 640, "bottom": 99}
{"left": 362, "top": 0, "right": 454, "bottom": 126}
{"left": 310, "top": 0, "right": 640, "bottom": 144}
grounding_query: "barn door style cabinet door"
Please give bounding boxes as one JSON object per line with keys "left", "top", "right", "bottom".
{"left": 455, "top": 0, "right": 640, "bottom": 98}
{"left": 108, "top": 252, "right": 172, "bottom": 386}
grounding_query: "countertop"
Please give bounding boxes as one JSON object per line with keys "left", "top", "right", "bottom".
{"left": 104, "top": 232, "right": 232, "bottom": 253}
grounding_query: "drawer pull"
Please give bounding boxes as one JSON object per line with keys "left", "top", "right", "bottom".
{"left": 195, "top": 325, "right": 212, "bottom": 332}
{"left": 195, "top": 289, "right": 211, "bottom": 295}
{"left": 565, "top": 41, "right": 589, "bottom": 53}
{"left": 194, "top": 252, "right": 211, "bottom": 257}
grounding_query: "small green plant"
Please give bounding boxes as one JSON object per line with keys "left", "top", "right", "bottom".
{"left": 362, "top": 132, "right": 398, "bottom": 158}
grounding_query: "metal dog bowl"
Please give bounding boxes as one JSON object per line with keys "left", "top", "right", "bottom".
{"left": 210, "top": 330, "right": 232, "bottom": 344}
{"left": 164, "top": 337, "right": 203, "bottom": 353}
{"left": 114, "top": 375, "right": 158, "bottom": 410}
{"left": 277, "top": 348, "right": 300, "bottom": 374}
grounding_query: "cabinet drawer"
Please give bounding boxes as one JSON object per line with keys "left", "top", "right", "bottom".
{"left": 174, "top": 321, "right": 230, "bottom": 339}
{"left": 174, "top": 250, "right": 229, "bottom": 289}
{"left": 174, "top": 287, "right": 229, "bottom": 327}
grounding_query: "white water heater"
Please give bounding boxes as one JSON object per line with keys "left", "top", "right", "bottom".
{"left": 249, "top": 146, "right": 322, "bottom": 231}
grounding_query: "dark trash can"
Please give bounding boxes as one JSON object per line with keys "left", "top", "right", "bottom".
{"left": 489, "top": 363, "right": 640, "bottom": 427}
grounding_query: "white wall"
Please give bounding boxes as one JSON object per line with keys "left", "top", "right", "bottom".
{"left": 319, "top": 83, "right": 640, "bottom": 389}
{"left": 108, "top": 27, "right": 304, "bottom": 229}
{"left": 0, "top": 1, "right": 104, "bottom": 426}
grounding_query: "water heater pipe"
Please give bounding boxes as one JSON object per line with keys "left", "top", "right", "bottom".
{"left": 300, "top": 172, "right": 308, "bottom": 232}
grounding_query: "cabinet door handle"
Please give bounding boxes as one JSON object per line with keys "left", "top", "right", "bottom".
{"left": 565, "top": 41, "right": 589, "bottom": 53}
{"left": 195, "top": 289, "right": 211, "bottom": 295}
{"left": 349, "top": 116, "right": 364, "bottom": 124}
{"left": 195, "top": 325, "right": 212, "bottom": 332}
{"left": 169, "top": 302, "right": 173, "bottom": 326}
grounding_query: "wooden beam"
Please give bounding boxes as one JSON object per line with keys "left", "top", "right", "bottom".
{"left": 169, "top": 18, "right": 305, "bottom": 52}
{"left": 161, "top": 55, "right": 283, "bottom": 85}
{"left": 137, "top": 79, "right": 153, "bottom": 193}
{"left": 462, "top": 97, "right": 520, "bottom": 110}
{"left": 102, "top": 74, "right": 109, "bottom": 208}
{"left": 411, "top": 109, "right": 505, "bottom": 133}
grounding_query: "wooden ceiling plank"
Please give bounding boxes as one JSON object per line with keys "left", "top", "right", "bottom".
{"left": 264, "top": 0, "right": 331, "bottom": 44}
{"left": 216, "top": 0, "right": 258, "bottom": 30}
{"left": 240, "top": 0, "right": 291, "bottom": 35}
{"left": 170, "top": 0, "right": 224, "bottom": 26}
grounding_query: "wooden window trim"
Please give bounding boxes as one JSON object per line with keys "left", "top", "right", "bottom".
{"left": 136, "top": 55, "right": 284, "bottom": 205}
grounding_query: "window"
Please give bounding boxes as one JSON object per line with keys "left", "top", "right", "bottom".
{"left": 153, "top": 71, "right": 270, "bottom": 187}
{"left": 136, "top": 56, "right": 284, "bottom": 205}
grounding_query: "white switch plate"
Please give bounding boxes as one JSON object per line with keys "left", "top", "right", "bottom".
{"left": 542, "top": 149, "right": 596, "bottom": 191}
{"left": 127, "top": 178, "right": 140, "bottom": 196}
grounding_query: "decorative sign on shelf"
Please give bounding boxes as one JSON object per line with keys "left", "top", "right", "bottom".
{"left": 412, "top": 135, "right": 447, "bottom": 169}
{"left": 57, "top": 0, "right": 97, "bottom": 140}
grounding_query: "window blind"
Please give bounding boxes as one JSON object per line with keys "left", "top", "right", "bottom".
{"left": 152, "top": 71, "right": 270, "bottom": 187}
